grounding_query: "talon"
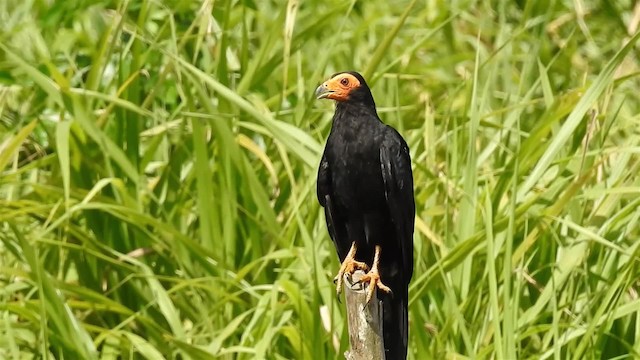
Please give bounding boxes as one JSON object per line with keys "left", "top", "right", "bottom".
{"left": 359, "top": 245, "right": 392, "bottom": 304}
{"left": 334, "top": 241, "right": 369, "bottom": 298}
{"left": 359, "top": 271, "right": 393, "bottom": 304}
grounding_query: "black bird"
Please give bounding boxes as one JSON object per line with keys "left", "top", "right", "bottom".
{"left": 315, "top": 71, "right": 415, "bottom": 360}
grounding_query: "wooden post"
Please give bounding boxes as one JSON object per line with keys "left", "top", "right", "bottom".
{"left": 343, "top": 270, "right": 385, "bottom": 360}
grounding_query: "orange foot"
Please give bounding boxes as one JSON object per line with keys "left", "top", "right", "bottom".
{"left": 357, "top": 245, "right": 393, "bottom": 304}
{"left": 334, "top": 242, "right": 369, "bottom": 297}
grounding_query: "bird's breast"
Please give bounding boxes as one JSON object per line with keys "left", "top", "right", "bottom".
{"left": 327, "top": 136, "right": 386, "bottom": 211}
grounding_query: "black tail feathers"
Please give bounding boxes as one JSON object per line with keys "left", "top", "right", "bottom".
{"left": 382, "top": 290, "right": 408, "bottom": 360}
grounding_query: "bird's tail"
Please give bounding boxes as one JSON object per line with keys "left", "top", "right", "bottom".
{"left": 382, "top": 289, "right": 408, "bottom": 360}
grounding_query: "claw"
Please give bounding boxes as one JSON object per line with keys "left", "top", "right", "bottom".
{"left": 335, "top": 242, "right": 369, "bottom": 298}
{"left": 357, "top": 245, "right": 392, "bottom": 304}
{"left": 358, "top": 270, "right": 393, "bottom": 304}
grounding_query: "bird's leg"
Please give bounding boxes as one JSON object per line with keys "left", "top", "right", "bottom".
{"left": 334, "top": 241, "right": 369, "bottom": 297}
{"left": 358, "top": 244, "right": 393, "bottom": 304}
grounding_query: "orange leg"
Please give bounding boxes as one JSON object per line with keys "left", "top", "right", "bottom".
{"left": 358, "top": 245, "right": 392, "bottom": 304}
{"left": 334, "top": 241, "right": 369, "bottom": 297}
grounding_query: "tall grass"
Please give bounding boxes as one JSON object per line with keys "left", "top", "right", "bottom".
{"left": 1, "top": 0, "right": 640, "bottom": 358}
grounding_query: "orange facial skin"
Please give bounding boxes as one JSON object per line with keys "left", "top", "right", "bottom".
{"left": 315, "top": 73, "right": 361, "bottom": 102}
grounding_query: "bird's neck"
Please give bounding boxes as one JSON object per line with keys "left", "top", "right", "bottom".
{"left": 329, "top": 104, "right": 381, "bottom": 144}
{"left": 333, "top": 102, "right": 380, "bottom": 129}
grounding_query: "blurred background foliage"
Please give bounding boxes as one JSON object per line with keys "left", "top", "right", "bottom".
{"left": 1, "top": 0, "right": 640, "bottom": 358}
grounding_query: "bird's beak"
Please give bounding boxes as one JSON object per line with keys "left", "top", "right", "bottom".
{"left": 315, "top": 83, "right": 333, "bottom": 100}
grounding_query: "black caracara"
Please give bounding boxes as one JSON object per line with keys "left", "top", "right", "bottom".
{"left": 316, "top": 71, "right": 415, "bottom": 360}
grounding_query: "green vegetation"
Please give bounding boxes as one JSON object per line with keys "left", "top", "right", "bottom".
{"left": 2, "top": 0, "right": 640, "bottom": 358}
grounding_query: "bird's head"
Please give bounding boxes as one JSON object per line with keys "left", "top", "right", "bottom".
{"left": 315, "top": 71, "right": 375, "bottom": 107}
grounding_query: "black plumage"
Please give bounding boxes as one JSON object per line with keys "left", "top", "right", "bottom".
{"left": 315, "top": 71, "right": 415, "bottom": 360}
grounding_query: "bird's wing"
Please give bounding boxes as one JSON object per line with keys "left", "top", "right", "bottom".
{"left": 380, "top": 129, "right": 415, "bottom": 282}
{"left": 317, "top": 149, "right": 330, "bottom": 207}
{"left": 317, "top": 149, "right": 351, "bottom": 260}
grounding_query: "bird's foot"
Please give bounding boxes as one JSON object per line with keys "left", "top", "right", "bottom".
{"left": 333, "top": 241, "right": 368, "bottom": 299}
{"left": 334, "top": 257, "right": 369, "bottom": 298}
{"left": 357, "top": 267, "right": 393, "bottom": 304}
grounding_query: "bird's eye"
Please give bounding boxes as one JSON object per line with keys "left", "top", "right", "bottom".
{"left": 340, "top": 78, "right": 349, "bottom": 86}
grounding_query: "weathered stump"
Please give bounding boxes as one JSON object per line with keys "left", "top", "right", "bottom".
{"left": 343, "top": 270, "right": 385, "bottom": 360}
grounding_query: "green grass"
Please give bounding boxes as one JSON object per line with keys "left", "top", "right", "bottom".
{"left": 1, "top": 0, "right": 640, "bottom": 358}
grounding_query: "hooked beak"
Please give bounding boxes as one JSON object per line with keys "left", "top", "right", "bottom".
{"left": 315, "top": 83, "right": 334, "bottom": 100}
